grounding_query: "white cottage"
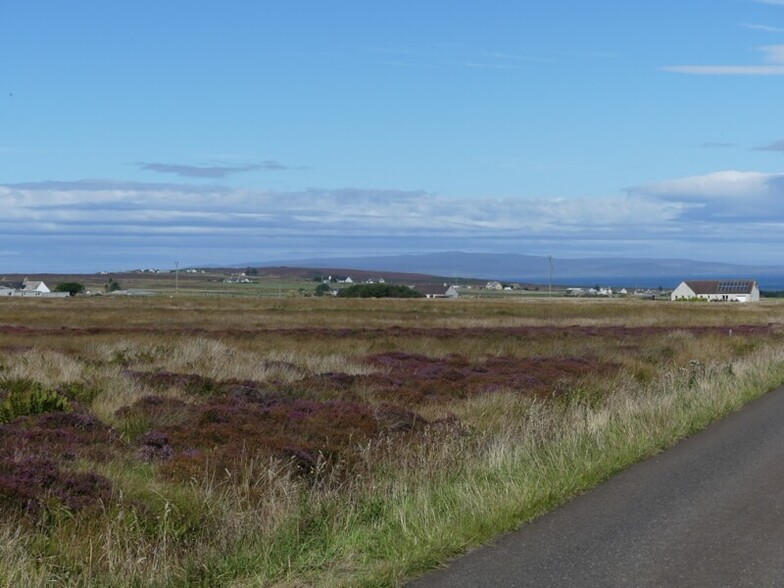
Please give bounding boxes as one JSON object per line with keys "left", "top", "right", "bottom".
{"left": 671, "top": 280, "right": 759, "bottom": 302}
{"left": 22, "top": 279, "right": 50, "bottom": 293}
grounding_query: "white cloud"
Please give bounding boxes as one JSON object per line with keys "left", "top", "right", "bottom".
{"left": 759, "top": 44, "right": 784, "bottom": 63}
{"left": 628, "top": 170, "right": 784, "bottom": 222}
{"left": 741, "top": 23, "right": 784, "bottom": 32}
{"left": 480, "top": 51, "right": 555, "bottom": 63}
{"left": 663, "top": 42, "right": 784, "bottom": 75}
{"left": 629, "top": 170, "right": 778, "bottom": 199}
{"left": 2, "top": 173, "right": 784, "bottom": 271}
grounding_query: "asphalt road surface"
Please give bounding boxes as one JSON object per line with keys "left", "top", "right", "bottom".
{"left": 409, "top": 386, "right": 784, "bottom": 587}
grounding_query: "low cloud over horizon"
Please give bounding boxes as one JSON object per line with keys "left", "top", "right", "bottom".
{"left": 2, "top": 170, "right": 784, "bottom": 272}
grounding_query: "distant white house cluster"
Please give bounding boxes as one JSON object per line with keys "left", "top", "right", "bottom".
{"left": 566, "top": 286, "right": 628, "bottom": 297}
{"left": 670, "top": 280, "right": 759, "bottom": 302}
{"left": 0, "top": 279, "right": 68, "bottom": 298}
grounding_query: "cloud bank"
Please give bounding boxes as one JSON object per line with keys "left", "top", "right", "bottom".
{"left": 3, "top": 170, "right": 784, "bottom": 272}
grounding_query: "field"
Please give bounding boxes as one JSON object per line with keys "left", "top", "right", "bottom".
{"left": 2, "top": 295, "right": 784, "bottom": 586}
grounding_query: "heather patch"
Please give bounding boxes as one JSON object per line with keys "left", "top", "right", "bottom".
{"left": 361, "top": 352, "right": 614, "bottom": 403}
{"left": 0, "top": 410, "right": 118, "bottom": 463}
{"left": 0, "top": 457, "right": 112, "bottom": 514}
{"left": 136, "top": 430, "right": 174, "bottom": 462}
{"left": 124, "top": 370, "right": 279, "bottom": 399}
{"left": 156, "top": 395, "right": 429, "bottom": 481}
{"left": 114, "top": 394, "right": 192, "bottom": 443}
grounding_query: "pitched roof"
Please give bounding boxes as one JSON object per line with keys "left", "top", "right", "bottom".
{"left": 414, "top": 284, "right": 452, "bottom": 296}
{"left": 684, "top": 280, "right": 756, "bottom": 295}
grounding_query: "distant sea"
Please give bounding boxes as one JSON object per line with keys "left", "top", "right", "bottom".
{"left": 530, "top": 275, "right": 784, "bottom": 292}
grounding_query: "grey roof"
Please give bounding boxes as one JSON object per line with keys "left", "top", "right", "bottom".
{"left": 0, "top": 282, "right": 23, "bottom": 289}
{"left": 414, "top": 284, "right": 453, "bottom": 296}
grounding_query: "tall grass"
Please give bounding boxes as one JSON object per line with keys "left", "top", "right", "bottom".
{"left": 283, "top": 346, "right": 784, "bottom": 586}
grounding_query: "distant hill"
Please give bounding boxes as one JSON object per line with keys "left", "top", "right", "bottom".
{"left": 242, "top": 252, "right": 784, "bottom": 289}
{"left": 240, "top": 265, "right": 484, "bottom": 285}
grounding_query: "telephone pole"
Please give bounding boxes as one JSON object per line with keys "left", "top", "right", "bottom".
{"left": 547, "top": 255, "right": 553, "bottom": 298}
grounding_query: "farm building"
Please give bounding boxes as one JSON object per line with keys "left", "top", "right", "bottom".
{"left": 670, "top": 280, "right": 759, "bottom": 302}
{"left": 0, "top": 279, "right": 68, "bottom": 298}
{"left": 22, "top": 279, "right": 50, "bottom": 293}
{"left": 414, "top": 284, "right": 459, "bottom": 299}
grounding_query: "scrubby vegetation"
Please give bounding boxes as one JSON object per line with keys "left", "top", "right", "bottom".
{"left": 0, "top": 296, "right": 783, "bottom": 586}
{"left": 54, "top": 282, "right": 86, "bottom": 296}
{"left": 337, "top": 283, "right": 423, "bottom": 298}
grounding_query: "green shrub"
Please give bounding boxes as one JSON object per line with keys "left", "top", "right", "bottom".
{"left": 54, "top": 282, "right": 85, "bottom": 296}
{"left": 0, "top": 379, "right": 71, "bottom": 423}
{"left": 337, "top": 283, "right": 423, "bottom": 298}
{"left": 58, "top": 381, "right": 100, "bottom": 405}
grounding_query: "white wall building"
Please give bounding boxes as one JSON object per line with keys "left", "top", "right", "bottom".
{"left": 0, "top": 280, "right": 68, "bottom": 298}
{"left": 671, "top": 280, "right": 760, "bottom": 302}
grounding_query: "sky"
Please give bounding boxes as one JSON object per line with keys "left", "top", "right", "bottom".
{"left": 2, "top": 0, "right": 784, "bottom": 272}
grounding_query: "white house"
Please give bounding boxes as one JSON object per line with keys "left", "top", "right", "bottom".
{"left": 671, "top": 280, "right": 760, "bottom": 302}
{"left": 22, "top": 279, "right": 50, "bottom": 293}
{"left": 485, "top": 281, "right": 503, "bottom": 290}
{"left": 0, "top": 279, "right": 68, "bottom": 298}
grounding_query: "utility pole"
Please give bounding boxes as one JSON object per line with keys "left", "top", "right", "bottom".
{"left": 547, "top": 255, "right": 553, "bottom": 298}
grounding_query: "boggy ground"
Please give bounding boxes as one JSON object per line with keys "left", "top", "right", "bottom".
{"left": 1, "top": 296, "right": 783, "bottom": 586}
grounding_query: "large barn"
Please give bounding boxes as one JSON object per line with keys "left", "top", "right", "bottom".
{"left": 670, "top": 280, "right": 759, "bottom": 302}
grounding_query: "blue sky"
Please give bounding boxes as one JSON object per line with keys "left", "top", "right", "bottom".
{"left": 3, "top": 1, "right": 784, "bottom": 272}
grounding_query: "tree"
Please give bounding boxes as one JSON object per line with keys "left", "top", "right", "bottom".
{"left": 54, "top": 282, "right": 85, "bottom": 297}
{"left": 314, "top": 283, "right": 332, "bottom": 297}
{"left": 104, "top": 278, "right": 122, "bottom": 293}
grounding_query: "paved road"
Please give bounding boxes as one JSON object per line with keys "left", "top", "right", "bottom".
{"left": 409, "top": 386, "right": 784, "bottom": 587}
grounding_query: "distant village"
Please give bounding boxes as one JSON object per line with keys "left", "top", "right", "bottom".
{"left": 0, "top": 271, "right": 763, "bottom": 303}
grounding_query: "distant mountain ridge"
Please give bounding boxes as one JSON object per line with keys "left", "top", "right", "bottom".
{"left": 245, "top": 252, "right": 784, "bottom": 289}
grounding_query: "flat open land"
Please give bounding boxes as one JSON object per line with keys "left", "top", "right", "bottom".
{"left": 2, "top": 296, "right": 784, "bottom": 586}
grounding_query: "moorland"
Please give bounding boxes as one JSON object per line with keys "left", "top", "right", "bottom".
{"left": 2, "top": 292, "right": 784, "bottom": 586}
